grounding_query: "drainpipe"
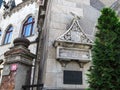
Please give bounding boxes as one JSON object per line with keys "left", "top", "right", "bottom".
{"left": 31, "top": 5, "right": 41, "bottom": 87}
{"left": 37, "top": 0, "right": 52, "bottom": 89}
{"left": 31, "top": 0, "right": 47, "bottom": 88}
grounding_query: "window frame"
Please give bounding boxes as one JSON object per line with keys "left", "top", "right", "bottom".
{"left": 3, "top": 26, "right": 13, "bottom": 45}
{"left": 22, "top": 16, "right": 35, "bottom": 37}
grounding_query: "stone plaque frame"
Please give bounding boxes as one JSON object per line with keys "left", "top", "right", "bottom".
{"left": 56, "top": 46, "right": 91, "bottom": 62}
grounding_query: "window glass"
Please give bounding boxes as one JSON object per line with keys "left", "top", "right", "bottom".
{"left": 3, "top": 26, "right": 13, "bottom": 44}
{"left": 22, "top": 16, "right": 35, "bottom": 37}
{"left": 27, "top": 17, "right": 33, "bottom": 23}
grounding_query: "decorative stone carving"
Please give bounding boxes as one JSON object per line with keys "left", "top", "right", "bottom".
{"left": 3, "top": 0, "right": 16, "bottom": 18}
{"left": 3, "top": 0, "right": 38, "bottom": 19}
{"left": 57, "top": 47, "right": 91, "bottom": 62}
{"left": 54, "top": 16, "right": 93, "bottom": 68}
{"left": 56, "top": 16, "right": 93, "bottom": 44}
{"left": 13, "top": 37, "right": 30, "bottom": 48}
{"left": 3, "top": 0, "right": 16, "bottom": 10}
{"left": 4, "top": 38, "right": 35, "bottom": 65}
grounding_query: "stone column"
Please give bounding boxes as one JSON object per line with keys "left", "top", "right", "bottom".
{"left": 0, "top": 38, "right": 35, "bottom": 90}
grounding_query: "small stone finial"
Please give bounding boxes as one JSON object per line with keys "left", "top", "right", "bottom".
{"left": 13, "top": 37, "right": 30, "bottom": 48}
{"left": 3, "top": 0, "right": 16, "bottom": 10}
{"left": 3, "top": 0, "right": 16, "bottom": 18}
{"left": 70, "top": 11, "right": 81, "bottom": 19}
{"left": 3, "top": 0, "right": 9, "bottom": 9}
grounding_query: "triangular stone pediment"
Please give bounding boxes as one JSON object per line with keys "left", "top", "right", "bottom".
{"left": 56, "top": 17, "right": 93, "bottom": 45}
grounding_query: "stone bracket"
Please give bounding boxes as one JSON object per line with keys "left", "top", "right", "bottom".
{"left": 57, "top": 59, "right": 85, "bottom": 68}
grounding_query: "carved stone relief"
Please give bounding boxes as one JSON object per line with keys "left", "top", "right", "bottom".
{"left": 54, "top": 16, "right": 93, "bottom": 68}
{"left": 56, "top": 17, "right": 93, "bottom": 44}
{"left": 3, "top": 0, "right": 38, "bottom": 18}
{"left": 57, "top": 47, "right": 91, "bottom": 61}
{"left": 3, "top": 0, "right": 16, "bottom": 18}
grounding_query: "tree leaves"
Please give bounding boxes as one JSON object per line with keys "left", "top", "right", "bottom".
{"left": 87, "top": 8, "right": 120, "bottom": 90}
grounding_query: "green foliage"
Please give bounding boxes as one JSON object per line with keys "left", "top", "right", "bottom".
{"left": 87, "top": 8, "right": 120, "bottom": 90}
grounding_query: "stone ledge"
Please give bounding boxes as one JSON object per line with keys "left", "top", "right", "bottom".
{"left": 5, "top": 55, "right": 33, "bottom": 66}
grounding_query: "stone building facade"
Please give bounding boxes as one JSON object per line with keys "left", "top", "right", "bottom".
{"left": 38, "top": 0, "right": 98, "bottom": 89}
{"left": 0, "top": 0, "right": 45, "bottom": 87}
{"left": 0, "top": 0, "right": 119, "bottom": 90}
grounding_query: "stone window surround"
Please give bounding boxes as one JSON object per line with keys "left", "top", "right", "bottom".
{"left": 3, "top": 25, "right": 13, "bottom": 45}
{"left": 20, "top": 14, "right": 37, "bottom": 38}
{"left": 21, "top": 16, "right": 35, "bottom": 37}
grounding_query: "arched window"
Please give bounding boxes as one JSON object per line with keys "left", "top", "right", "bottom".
{"left": 22, "top": 16, "right": 35, "bottom": 37}
{"left": 3, "top": 26, "right": 13, "bottom": 44}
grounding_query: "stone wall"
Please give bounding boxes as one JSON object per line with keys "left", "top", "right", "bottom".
{"left": 42, "top": 0, "right": 99, "bottom": 89}
{"left": 0, "top": 71, "right": 15, "bottom": 90}
{"left": 99, "top": 0, "right": 117, "bottom": 7}
{"left": 0, "top": 38, "right": 35, "bottom": 90}
{"left": 0, "top": 1, "right": 39, "bottom": 59}
{"left": 0, "top": 0, "right": 39, "bottom": 85}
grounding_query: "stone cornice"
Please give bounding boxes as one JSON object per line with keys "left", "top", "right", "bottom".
{"left": 3, "top": 0, "right": 37, "bottom": 18}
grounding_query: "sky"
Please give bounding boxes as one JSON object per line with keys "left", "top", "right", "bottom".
{"left": 0, "top": 0, "right": 3, "bottom": 8}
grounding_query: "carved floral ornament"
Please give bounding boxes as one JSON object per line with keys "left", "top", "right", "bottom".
{"left": 55, "top": 16, "right": 93, "bottom": 46}
{"left": 54, "top": 16, "right": 93, "bottom": 68}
